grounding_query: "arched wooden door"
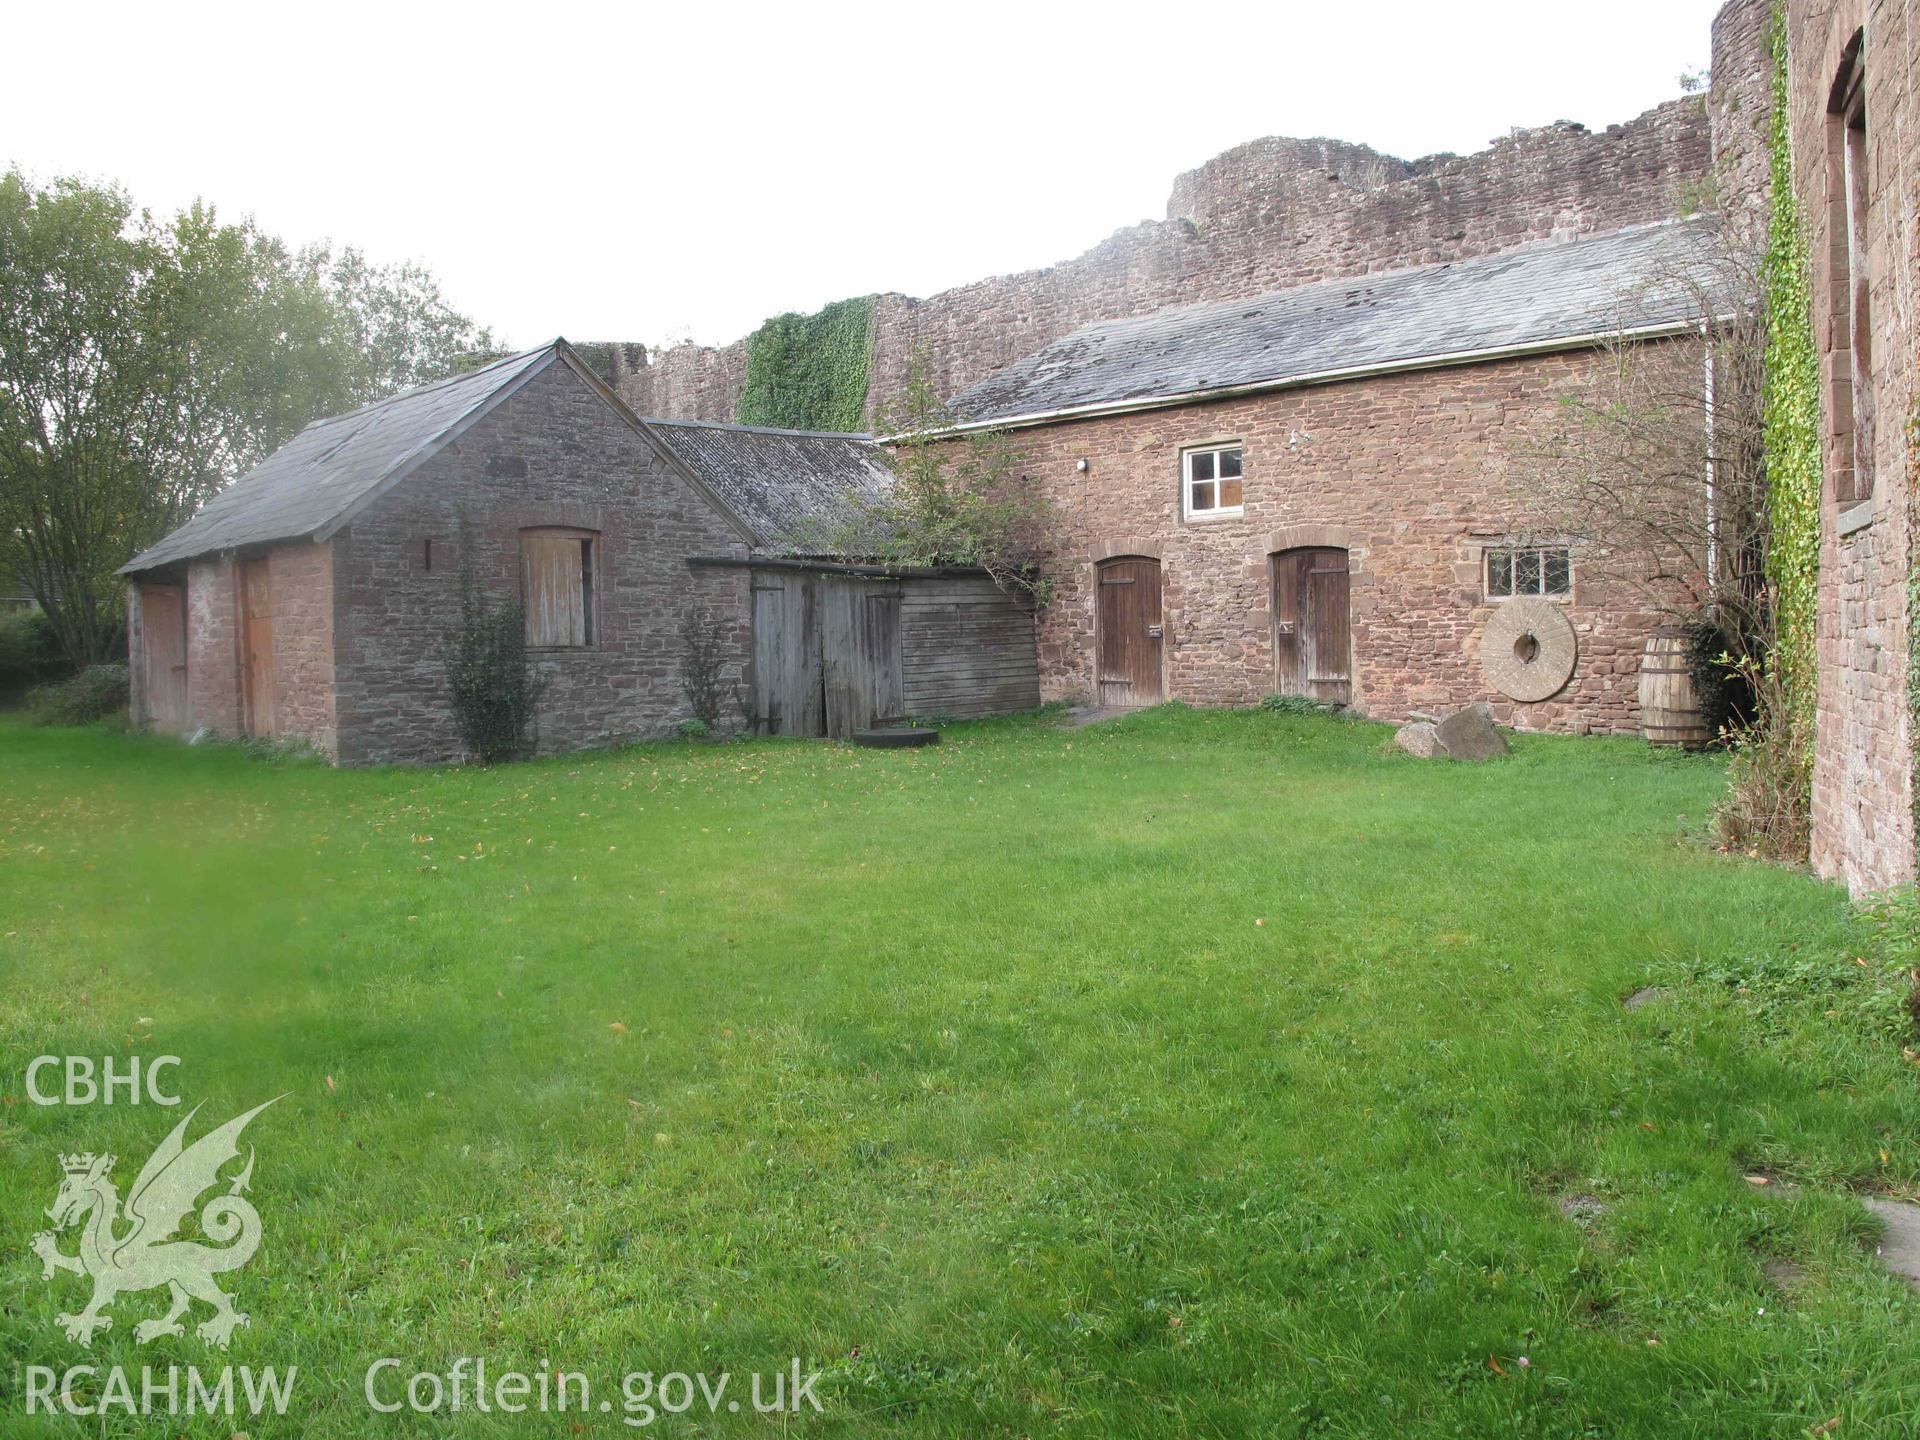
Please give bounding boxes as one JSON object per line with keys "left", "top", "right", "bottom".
{"left": 1096, "top": 557, "right": 1163, "bottom": 708}
{"left": 1271, "top": 547, "right": 1351, "bottom": 704}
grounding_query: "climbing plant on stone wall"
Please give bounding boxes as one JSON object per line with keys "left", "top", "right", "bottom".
{"left": 735, "top": 295, "right": 876, "bottom": 432}
{"left": 1722, "top": 5, "right": 1822, "bottom": 857}
{"left": 1761, "top": 8, "right": 1821, "bottom": 749}
{"left": 1909, "top": 401, "right": 1920, "bottom": 826}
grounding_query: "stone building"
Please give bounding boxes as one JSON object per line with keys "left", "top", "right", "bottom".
{"left": 121, "top": 344, "right": 756, "bottom": 763}
{"left": 938, "top": 222, "right": 1721, "bottom": 730}
{"left": 121, "top": 342, "right": 1038, "bottom": 763}
{"left": 1773, "top": 0, "right": 1919, "bottom": 894}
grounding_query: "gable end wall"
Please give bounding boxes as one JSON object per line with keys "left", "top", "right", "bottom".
{"left": 329, "top": 362, "right": 753, "bottom": 765}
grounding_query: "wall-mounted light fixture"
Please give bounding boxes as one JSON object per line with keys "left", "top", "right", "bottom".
{"left": 1075, "top": 457, "right": 1090, "bottom": 473}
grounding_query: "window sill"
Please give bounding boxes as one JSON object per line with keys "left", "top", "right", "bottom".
{"left": 1837, "top": 497, "right": 1875, "bottom": 537}
{"left": 1183, "top": 510, "right": 1246, "bottom": 524}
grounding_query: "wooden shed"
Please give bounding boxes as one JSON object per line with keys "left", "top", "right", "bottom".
{"left": 650, "top": 419, "right": 1041, "bottom": 737}
{"left": 689, "top": 557, "right": 1039, "bottom": 737}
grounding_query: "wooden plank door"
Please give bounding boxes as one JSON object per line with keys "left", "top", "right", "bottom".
{"left": 1271, "top": 547, "right": 1351, "bottom": 703}
{"left": 239, "top": 558, "right": 276, "bottom": 737}
{"left": 1095, "top": 557, "right": 1163, "bottom": 707}
{"left": 821, "top": 579, "right": 904, "bottom": 737}
{"left": 139, "top": 583, "right": 190, "bottom": 733}
{"left": 751, "top": 572, "right": 825, "bottom": 735}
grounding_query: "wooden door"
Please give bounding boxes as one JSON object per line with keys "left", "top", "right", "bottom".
{"left": 751, "top": 572, "right": 825, "bottom": 735}
{"left": 822, "top": 579, "right": 904, "bottom": 738}
{"left": 139, "top": 583, "right": 189, "bottom": 733}
{"left": 1271, "top": 547, "right": 1351, "bottom": 703}
{"left": 239, "top": 558, "right": 276, "bottom": 737}
{"left": 1096, "top": 557, "right": 1163, "bottom": 707}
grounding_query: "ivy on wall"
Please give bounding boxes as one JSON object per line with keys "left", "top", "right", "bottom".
{"left": 735, "top": 295, "right": 876, "bottom": 432}
{"left": 1760, "top": 7, "right": 1821, "bottom": 771}
{"left": 1909, "top": 402, "right": 1920, "bottom": 822}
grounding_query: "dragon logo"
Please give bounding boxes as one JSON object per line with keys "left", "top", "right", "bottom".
{"left": 30, "top": 1098, "right": 281, "bottom": 1348}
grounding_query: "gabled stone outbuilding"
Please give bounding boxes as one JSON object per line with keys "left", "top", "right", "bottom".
{"left": 122, "top": 342, "right": 759, "bottom": 763}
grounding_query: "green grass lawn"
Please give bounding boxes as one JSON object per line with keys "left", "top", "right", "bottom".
{"left": 3, "top": 706, "right": 1919, "bottom": 1437}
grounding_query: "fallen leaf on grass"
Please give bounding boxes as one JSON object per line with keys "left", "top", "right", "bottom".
{"left": 324, "top": 1075, "right": 336, "bottom": 1092}
{"left": 1745, "top": 1174, "right": 1771, "bottom": 1186}
{"left": 608, "top": 1022, "right": 628, "bottom": 1035}
{"left": 1487, "top": 1355, "right": 1506, "bottom": 1376}
{"left": 1809, "top": 1417, "right": 1841, "bottom": 1436}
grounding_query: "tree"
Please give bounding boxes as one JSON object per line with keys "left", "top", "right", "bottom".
{"left": 0, "top": 169, "right": 493, "bottom": 664}
{"left": 1527, "top": 208, "right": 1766, "bottom": 664}
{"left": 809, "top": 353, "right": 1052, "bottom": 603}
{"left": 1529, "top": 202, "right": 1811, "bottom": 856}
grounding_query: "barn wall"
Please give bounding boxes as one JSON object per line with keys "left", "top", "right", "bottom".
{"left": 900, "top": 575, "right": 1040, "bottom": 719}
{"left": 1779, "top": 0, "right": 1920, "bottom": 894}
{"left": 129, "top": 542, "right": 336, "bottom": 751}
{"left": 997, "top": 346, "right": 1693, "bottom": 734}
{"left": 330, "top": 361, "right": 753, "bottom": 765}
{"left": 183, "top": 555, "right": 243, "bottom": 736}
{"left": 268, "top": 540, "right": 336, "bottom": 756}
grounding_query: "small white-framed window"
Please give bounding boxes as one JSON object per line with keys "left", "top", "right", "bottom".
{"left": 1182, "top": 444, "right": 1243, "bottom": 518}
{"left": 1485, "top": 545, "right": 1571, "bottom": 600}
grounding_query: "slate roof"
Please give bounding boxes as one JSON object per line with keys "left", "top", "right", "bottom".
{"left": 948, "top": 219, "right": 1725, "bottom": 426}
{"left": 122, "top": 345, "right": 561, "bottom": 573}
{"left": 642, "top": 419, "right": 893, "bottom": 554}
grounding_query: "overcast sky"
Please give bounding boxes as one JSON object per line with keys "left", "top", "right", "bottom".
{"left": 5, "top": 1, "right": 1725, "bottom": 352}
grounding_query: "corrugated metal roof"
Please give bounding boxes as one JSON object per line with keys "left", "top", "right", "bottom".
{"left": 948, "top": 219, "right": 1725, "bottom": 425}
{"left": 122, "top": 344, "right": 560, "bottom": 573}
{"left": 641, "top": 419, "right": 894, "bottom": 554}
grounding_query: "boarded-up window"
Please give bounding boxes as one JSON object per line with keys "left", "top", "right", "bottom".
{"left": 521, "top": 529, "right": 596, "bottom": 647}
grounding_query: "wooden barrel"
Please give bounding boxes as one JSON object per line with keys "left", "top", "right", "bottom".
{"left": 1639, "top": 627, "right": 1710, "bottom": 749}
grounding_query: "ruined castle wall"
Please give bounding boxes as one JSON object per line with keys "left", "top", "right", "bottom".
{"left": 612, "top": 99, "right": 1711, "bottom": 427}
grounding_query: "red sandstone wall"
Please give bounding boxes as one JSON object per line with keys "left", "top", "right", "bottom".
{"left": 140, "top": 542, "right": 334, "bottom": 752}
{"left": 614, "top": 100, "right": 1711, "bottom": 427}
{"left": 329, "top": 362, "right": 753, "bottom": 765}
{"left": 267, "top": 541, "right": 335, "bottom": 756}
{"left": 1004, "top": 348, "right": 1686, "bottom": 734}
{"left": 1783, "top": 0, "right": 1919, "bottom": 895}
{"left": 184, "top": 555, "right": 242, "bottom": 735}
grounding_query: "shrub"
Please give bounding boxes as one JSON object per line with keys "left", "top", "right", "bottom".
{"left": 1260, "top": 693, "right": 1324, "bottom": 716}
{"left": 444, "top": 584, "right": 545, "bottom": 765}
{"left": 1714, "top": 709, "right": 1812, "bottom": 859}
{"left": 26, "top": 663, "right": 129, "bottom": 726}
{"left": 677, "top": 718, "right": 713, "bottom": 741}
{"left": 0, "top": 609, "right": 71, "bottom": 698}
{"left": 1685, "top": 618, "right": 1757, "bottom": 742}
{"left": 680, "top": 610, "right": 729, "bottom": 731}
